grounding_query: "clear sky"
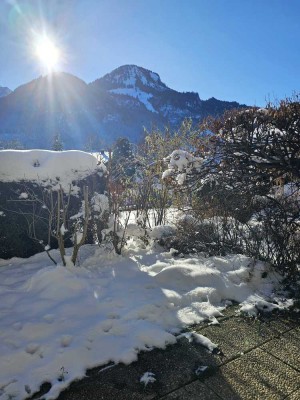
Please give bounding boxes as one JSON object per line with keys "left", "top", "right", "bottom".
{"left": 0, "top": 0, "right": 299, "bottom": 106}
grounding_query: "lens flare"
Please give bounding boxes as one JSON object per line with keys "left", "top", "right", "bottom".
{"left": 35, "top": 35, "right": 60, "bottom": 71}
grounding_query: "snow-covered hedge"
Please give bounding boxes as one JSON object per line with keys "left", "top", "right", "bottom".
{"left": 0, "top": 149, "right": 106, "bottom": 191}
{"left": 0, "top": 150, "right": 107, "bottom": 259}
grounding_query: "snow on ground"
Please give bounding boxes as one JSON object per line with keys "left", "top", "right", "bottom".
{"left": 0, "top": 150, "right": 106, "bottom": 191}
{"left": 0, "top": 237, "right": 290, "bottom": 400}
{"left": 140, "top": 371, "right": 156, "bottom": 386}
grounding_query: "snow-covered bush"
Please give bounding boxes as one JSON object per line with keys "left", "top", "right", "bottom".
{"left": 162, "top": 149, "right": 203, "bottom": 185}
{"left": 90, "top": 192, "right": 110, "bottom": 244}
{"left": 161, "top": 96, "right": 300, "bottom": 282}
{"left": 133, "top": 120, "right": 200, "bottom": 228}
{"left": 161, "top": 214, "right": 245, "bottom": 256}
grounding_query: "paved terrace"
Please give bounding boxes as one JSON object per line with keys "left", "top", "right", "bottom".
{"left": 31, "top": 307, "right": 300, "bottom": 400}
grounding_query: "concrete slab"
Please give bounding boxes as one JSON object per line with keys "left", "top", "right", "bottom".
{"left": 194, "top": 313, "right": 299, "bottom": 362}
{"left": 277, "top": 311, "right": 300, "bottom": 328}
{"left": 261, "top": 328, "right": 300, "bottom": 371}
{"left": 217, "top": 307, "right": 299, "bottom": 333}
{"left": 58, "top": 382, "right": 152, "bottom": 400}
{"left": 285, "top": 388, "right": 300, "bottom": 399}
{"left": 204, "top": 348, "right": 300, "bottom": 399}
{"left": 195, "top": 317, "right": 274, "bottom": 360}
{"left": 219, "top": 303, "right": 241, "bottom": 319}
{"left": 202, "top": 375, "right": 242, "bottom": 400}
{"left": 36, "top": 309, "right": 300, "bottom": 400}
{"left": 56, "top": 340, "right": 221, "bottom": 399}
{"left": 267, "top": 312, "right": 300, "bottom": 333}
{"left": 160, "top": 380, "right": 220, "bottom": 400}
{"left": 289, "top": 326, "right": 300, "bottom": 336}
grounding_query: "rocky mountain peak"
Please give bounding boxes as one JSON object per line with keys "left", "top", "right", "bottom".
{"left": 92, "top": 65, "right": 168, "bottom": 92}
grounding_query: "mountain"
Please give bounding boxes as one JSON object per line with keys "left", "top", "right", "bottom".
{"left": 0, "top": 73, "right": 95, "bottom": 149}
{"left": 0, "top": 86, "right": 12, "bottom": 98}
{"left": 90, "top": 65, "right": 203, "bottom": 126}
{"left": 0, "top": 66, "right": 246, "bottom": 149}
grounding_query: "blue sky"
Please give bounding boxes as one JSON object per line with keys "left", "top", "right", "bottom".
{"left": 0, "top": 0, "right": 299, "bottom": 105}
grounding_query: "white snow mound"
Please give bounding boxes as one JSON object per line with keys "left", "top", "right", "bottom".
{"left": 0, "top": 243, "right": 289, "bottom": 399}
{"left": 0, "top": 150, "right": 105, "bottom": 191}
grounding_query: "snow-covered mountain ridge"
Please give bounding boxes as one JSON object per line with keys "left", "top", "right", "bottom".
{"left": 90, "top": 65, "right": 203, "bottom": 122}
{"left": 0, "top": 65, "right": 246, "bottom": 149}
{"left": 93, "top": 65, "right": 167, "bottom": 92}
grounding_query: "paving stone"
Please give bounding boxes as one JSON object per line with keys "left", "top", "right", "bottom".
{"left": 290, "top": 325, "right": 300, "bottom": 335}
{"left": 50, "top": 310, "right": 300, "bottom": 400}
{"left": 218, "top": 304, "right": 241, "bottom": 319}
{"left": 205, "top": 348, "right": 300, "bottom": 400}
{"left": 202, "top": 375, "right": 241, "bottom": 400}
{"left": 285, "top": 388, "right": 300, "bottom": 399}
{"left": 57, "top": 382, "right": 153, "bottom": 400}
{"left": 260, "top": 318, "right": 296, "bottom": 335}
{"left": 261, "top": 328, "right": 300, "bottom": 371}
{"left": 266, "top": 313, "right": 300, "bottom": 334}
{"left": 277, "top": 311, "right": 300, "bottom": 328}
{"left": 57, "top": 340, "right": 221, "bottom": 399}
{"left": 160, "top": 380, "right": 220, "bottom": 400}
{"left": 196, "top": 316, "right": 291, "bottom": 361}
{"left": 217, "top": 306, "right": 300, "bottom": 334}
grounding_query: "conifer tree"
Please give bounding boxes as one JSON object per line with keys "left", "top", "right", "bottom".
{"left": 111, "top": 137, "right": 135, "bottom": 181}
{"left": 52, "top": 133, "right": 63, "bottom": 151}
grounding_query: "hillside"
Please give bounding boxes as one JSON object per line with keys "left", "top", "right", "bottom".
{"left": 0, "top": 66, "right": 246, "bottom": 149}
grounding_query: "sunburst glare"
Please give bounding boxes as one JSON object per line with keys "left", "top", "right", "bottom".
{"left": 34, "top": 35, "right": 60, "bottom": 72}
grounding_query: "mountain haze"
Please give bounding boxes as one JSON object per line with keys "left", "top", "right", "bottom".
{"left": 0, "top": 86, "right": 12, "bottom": 98}
{"left": 0, "top": 65, "right": 246, "bottom": 149}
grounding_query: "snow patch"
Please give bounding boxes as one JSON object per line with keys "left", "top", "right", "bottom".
{"left": 177, "top": 332, "right": 218, "bottom": 352}
{"left": 195, "top": 365, "right": 208, "bottom": 375}
{"left": 140, "top": 371, "right": 156, "bottom": 386}
{"left": 110, "top": 88, "right": 157, "bottom": 113}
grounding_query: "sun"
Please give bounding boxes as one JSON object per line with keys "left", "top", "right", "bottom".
{"left": 35, "top": 35, "right": 60, "bottom": 71}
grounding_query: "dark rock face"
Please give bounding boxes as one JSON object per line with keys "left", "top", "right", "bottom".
{"left": 0, "top": 66, "right": 246, "bottom": 148}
